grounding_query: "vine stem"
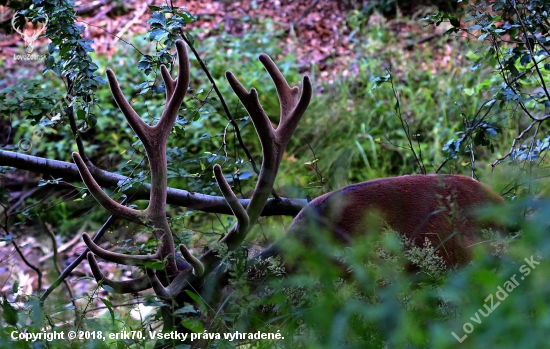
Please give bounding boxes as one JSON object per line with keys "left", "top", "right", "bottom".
{"left": 169, "top": 1, "right": 281, "bottom": 199}
{"left": 175, "top": 22, "right": 260, "bottom": 175}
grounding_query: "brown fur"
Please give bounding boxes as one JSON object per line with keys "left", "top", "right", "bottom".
{"left": 261, "top": 174, "right": 504, "bottom": 266}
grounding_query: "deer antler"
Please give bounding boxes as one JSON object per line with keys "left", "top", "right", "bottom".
{"left": 74, "top": 40, "right": 194, "bottom": 292}
{"left": 190, "top": 53, "right": 312, "bottom": 279}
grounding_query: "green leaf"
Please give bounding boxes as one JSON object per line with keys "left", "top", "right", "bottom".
{"left": 93, "top": 76, "right": 107, "bottom": 84}
{"left": 100, "top": 298, "right": 115, "bottom": 322}
{"left": 1, "top": 295, "right": 18, "bottom": 326}
{"left": 144, "top": 297, "right": 165, "bottom": 307}
{"left": 173, "top": 305, "right": 197, "bottom": 315}
{"left": 486, "top": 128, "right": 497, "bottom": 137}
{"left": 87, "top": 115, "right": 97, "bottom": 128}
{"left": 180, "top": 318, "right": 204, "bottom": 333}
{"left": 149, "top": 28, "right": 168, "bottom": 42}
{"left": 138, "top": 57, "right": 152, "bottom": 71}
{"left": 148, "top": 12, "right": 166, "bottom": 25}
{"left": 184, "top": 290, "right": 207, "bottom": 313}
{"left": 237, "top": 171, "right": 254, "bottom": 180}
{"left": 59, "top": 44, "right": 72, "bottom": 56}
{"left": 143, "top": 260, "right": 165, "bottom": 270}
{"left": 450, "top": 17, "right": 460, "bottom": 27}
{"left": 102, "top": 284, "right": 115, "bottom": 293}
{"left": 474, "top": 130, "right": 484, "bottom": 146}
{"left": 185, "top": 33, "right": 194, "bottom": 46}
{"left": 30, "top": 302, "right": 44, "bottom": 328}
{"left": 520, "top": 54, "right": 531, "bottom": 66}
{"left": 371, "top": 74, "right": 391, "bottom": 90}
{"left": 12, "top": 280, "right": 19, "bottom": 294}
{"left": 75, "top": 276, "right": 94, "bottom": 281}
{"left": 77, "top": 109, "right": 86, "bottom": 120}
{"left": 0, "top": 235, "right": 14, "bottom": 243}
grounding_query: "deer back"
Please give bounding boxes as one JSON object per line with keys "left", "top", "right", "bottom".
{"left": 261, "top": 174, "right": 504, "bottom": 266}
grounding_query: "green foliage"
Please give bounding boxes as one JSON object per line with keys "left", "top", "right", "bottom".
{"left": 204, "top": 201, "right": 549, "bottom": 349}
{"left": 423, "top": 0, "right": 550, "bottom": 172}
{"left": 21, "top": 0, "right": 105, "bottom": 136}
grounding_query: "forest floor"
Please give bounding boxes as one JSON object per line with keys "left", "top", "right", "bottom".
{"left": 0, "top": 0, "right": 450, "bottom": 86}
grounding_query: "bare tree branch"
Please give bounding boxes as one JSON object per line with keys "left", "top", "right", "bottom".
{"left": 0, "top": 150, "right": 306, "bottom": 216}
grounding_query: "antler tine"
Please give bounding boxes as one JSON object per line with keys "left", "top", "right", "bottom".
{"left": 146, "top": 269, "right": 172, "bottom": 299}
{"left": 258, "top": 54, "right": 298, "bottom": 119}
{"left": 74, "top": 41, "right": 191, "bottom": 296}
{"left": 213, "top": 164, "right": 249, "bottom": 233}
{"left": 83, "top": 233, "right": 160, "bottom": 267}
{"left": 144, "top": 40, "right": 189, "bottom": 216}
{"left": 87, "top": 253, "right": 152, "bottom": 293}
{"left": 106, "top": 69, "right": 152, "bottom": 147}
{"left": 148, "top": 267, "right": 190, "bottom": 299}
{"left": 259, "top": 54, "right": 312, "bottom": 144}
{"left": 225, "top": 71, "right": 275, "bottom": 147}
{"left": 161, "top": 65, "right": 176, "bottom": 100}
{"left": 73, "top": 153, "right": 145, "bottom": 224}
{"left": 156, "top": 40, "right": 190, "bottom": 140}
{"left": 179, "top": 245, "right": 205, "bottom": 277}
{"left": 187, "top": 55, "right": 312, "bottom": 282}
{"left": 278, "top": 75, "right": 311, "bottom": 139}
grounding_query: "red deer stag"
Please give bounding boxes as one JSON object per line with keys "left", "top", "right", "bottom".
{"left": 71, "top": 39, "right": 503, "bottom": 338}
{"left": 257, "top": 174, "right": 504, "bottom": 268}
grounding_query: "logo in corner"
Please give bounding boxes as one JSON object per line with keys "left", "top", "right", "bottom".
{"left": 11, "top": 11, "right": 49, "bottom": 54}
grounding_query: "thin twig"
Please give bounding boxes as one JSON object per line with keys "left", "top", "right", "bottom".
{"left": 175, "top": 19, "right": 260, "bottom": 176}
{"left": 77, "top": 21, "right": 146, "bottom": 56}
{"left": 76, "top": 0, "right": 114, "bottom": 15}
{"left": 64, "top": 77, "right": 89, "bottom": 164}
{"left": 509, "top": 0, "right": 550, "bottom": 101}
{"left": 83, "top": 300, "right": 142, "bottom": 314}
{"left": 436, "top": 99, "right": 495, "bottom": 174}
{"left": 12, "top": 241, "right": 42, "bottom": 291}
{"left": 491, "top": 114, "right": 550, "bottom": 167}
{"left": 39, "top": 222, "right": 86, "bottom": 263}
{"left": 387, "top": 70, "right": 425, "bottom": 174}
{"left": 44, "top": 222, "right": 78, "bottom": 321}
{"left": 111, "top": 3, "right": 148, "bottom": 47}
{"left": 305, "top": 140, "right": 330, "bottom": 192}
{"left": 293, "top": 0, "right": 321, "bottom": 26}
